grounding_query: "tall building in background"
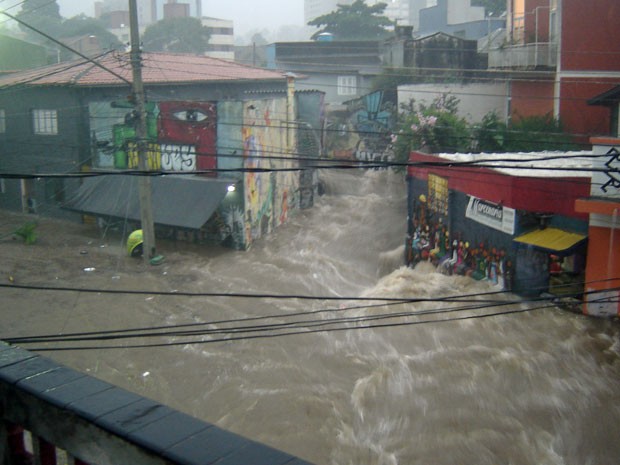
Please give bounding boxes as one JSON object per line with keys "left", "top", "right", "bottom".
{"left": 201, "top": 17, "right": 235, "bottom": 60}
{"left": 95, "top": 0, "right": 234, "bottom": 60}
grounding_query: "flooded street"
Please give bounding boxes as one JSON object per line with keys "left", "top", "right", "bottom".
{"left": 2, "top": 169, "right": 619, "bottom": 465}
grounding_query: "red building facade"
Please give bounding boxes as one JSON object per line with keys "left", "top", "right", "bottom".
{"left": 499, "top": 0, "right": 620, "bottom": 142}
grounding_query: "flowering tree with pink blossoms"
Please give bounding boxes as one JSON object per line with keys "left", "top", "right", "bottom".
{"left": 392, "top": 95, "right": 470, "bottom": 163}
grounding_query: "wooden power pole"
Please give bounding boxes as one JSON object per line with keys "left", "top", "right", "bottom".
{"left": 128, "top": 0, "right": 157, "bottom": 262}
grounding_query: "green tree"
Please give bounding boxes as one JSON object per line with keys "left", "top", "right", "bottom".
{"left": 473, "top": 111, "right": 507, "bottom": 152}
{"left": 251, "top": 32, "right": 269, "bottom": 46}
{"left": 475, "top": 113, "right": 577, "bottom": 153}
{"left": 393, "top": 95, "right": 470, "bottom": 162}
{"left": 57, "top": 15, "right": 123, "bottom": 59}
{"left": 16, "top": 0, "right": 63, "bottom": 44}
{"left": 308, "top": 0, "right": 394, "bottom": 41}
{"left": 142, "top": 17, "right": 210, "bottom": 53}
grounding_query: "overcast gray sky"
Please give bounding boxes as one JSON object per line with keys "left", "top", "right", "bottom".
{"left": 57, "top": 0, "right": 305, "bottom": 35}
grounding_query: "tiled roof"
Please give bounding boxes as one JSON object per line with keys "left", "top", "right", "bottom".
{"left": 0, "top": 51, "right": 286, "bottom": 88}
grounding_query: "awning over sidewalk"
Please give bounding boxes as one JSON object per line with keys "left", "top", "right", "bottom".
{"left": 66, "top": 175, "right": 235, "bottom": 229}
{"left": 513, "top": 227, "right": 587, "bottom": 253}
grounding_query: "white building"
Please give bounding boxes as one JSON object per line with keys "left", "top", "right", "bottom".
{"left": 201, "top": 17, "right": 235, "bottom": 60}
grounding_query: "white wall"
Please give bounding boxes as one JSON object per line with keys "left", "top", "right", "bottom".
{"left": 397, "top": 82, "right": 509, "bottom": 123}
{"left": 447, "top": 0, "right": 485, "bottom": 25}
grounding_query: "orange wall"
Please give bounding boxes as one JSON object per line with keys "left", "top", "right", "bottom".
{"left": 583, "top": 225, "right": 620, "bottom": 316}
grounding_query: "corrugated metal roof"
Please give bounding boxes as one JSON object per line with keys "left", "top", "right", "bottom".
{"left": 0, "top": 51, "right": 287, "bottom": 88}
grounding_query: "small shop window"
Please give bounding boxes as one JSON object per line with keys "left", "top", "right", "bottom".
{"left": 33, "top": 109, "right": 58, "bottom": 135}
{"left": 428, "top": 173, "right": 449, "bottom": 216}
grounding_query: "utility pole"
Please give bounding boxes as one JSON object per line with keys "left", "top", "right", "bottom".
{"left": 129, "top": 0, "right": 157, "bottom": 262}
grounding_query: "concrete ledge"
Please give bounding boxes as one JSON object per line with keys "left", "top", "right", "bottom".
{"left": 0, "top": 342, "right": 312, "bottom": 465}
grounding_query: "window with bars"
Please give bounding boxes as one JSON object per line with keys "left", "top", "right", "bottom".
{"left": 32, "top": 109, "right": 58, "bottom": 135}
{"left": 337, "top": 76, "right": 357, "bottom": 96}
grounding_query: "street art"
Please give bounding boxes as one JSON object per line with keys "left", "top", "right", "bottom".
{"left": 601, "top": 147, "right": 620, "bottom": 193}
{"left": 406, "top": 190, "right": 514, "bottom": 291}
{"left": 88, "top": 96, "right": 299, "bottom": 250}
{"left": 158, "top": 101, "right": 217, "bottom": 173}
{"left": 222, "top": 205, "right": 245, "bottom": 250}
{"left": 90, "top": 100, "right": 216, "bottom": 174}
{"left": 242, "top": 98, "right": 298, "bottom": 246}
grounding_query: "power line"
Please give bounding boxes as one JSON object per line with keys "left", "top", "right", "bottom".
{"left": 10, "top": 277, "right": 618, "bottom": 352}
{"left": 9, "top": 301, "right": 584, "bottom": 352}
{"left": 8, "top": 288, "right": 614, "bottom": 348}
{"left": 0, "top": 12, "right": 132, "bottom": 86}
{"left": 0, "top": 155, "right": 607, "bottom": 180}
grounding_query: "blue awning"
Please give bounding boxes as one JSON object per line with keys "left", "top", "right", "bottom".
{"left": 65, "top": 174, "right": 235, "bottom": 229}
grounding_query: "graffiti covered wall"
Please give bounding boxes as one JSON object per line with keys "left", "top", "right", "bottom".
{"left": 90, "top": 100, "right": 217, "bottom": 174}
{"left": 242, "top": 98, "right": 298, "bottom": 245}
{"left": 89, "top": 96, "right": 300, "bottom": 250}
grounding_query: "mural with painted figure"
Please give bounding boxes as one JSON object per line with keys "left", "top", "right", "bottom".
{"left": 242, "top": 98, "right": 298, "bottom": 245}
{"left": 158, "top": 101, "right": 217, "bottom": 173}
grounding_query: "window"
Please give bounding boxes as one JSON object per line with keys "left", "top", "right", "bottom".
{"left": 337, "top": 76, "right": 357, "bottom": 96}
{"left": 0, "top": 109, "right": 5, "bottom": 133}
{"left": 33, "top": 109, "right": 58, "bottom": 135}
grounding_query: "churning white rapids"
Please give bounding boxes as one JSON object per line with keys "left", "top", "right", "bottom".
{"left": 7, "top": 169, "right": 620, "bottom": 465}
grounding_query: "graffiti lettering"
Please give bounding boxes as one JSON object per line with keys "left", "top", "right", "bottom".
{"left": 601, "top": 147, "right": 620, "bottom": 193}
{"left": 161, "top": 144, "right": 196, "bottom": 172}
{"left": 354, "top": 150, "right": 392, "bottom": 170}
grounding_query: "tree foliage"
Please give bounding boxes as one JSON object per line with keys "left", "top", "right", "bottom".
{"left": 393, "top": 96, "right": 577, "bottom": 163}
{"left": 15, "top": 2, "right": 122, "bottom": 59}
{"left": 308, "top": 0, "right": 393, "bottom": 41}
{"left": 142, "top": 17, "right": 210, "bottom": 54}
{"left": 475, "top": 113, "right": 577, "bottom": 152}
{"left": 58, "top": 15, "right": 123, "bottom": 58}
{"left": 393, "top": 95, "right": 470, "bottom": 162}
{"left": 16, "top": 0, "right": 63, "bottom": 43}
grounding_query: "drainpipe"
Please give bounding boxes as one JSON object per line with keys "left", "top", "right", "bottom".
{"left": 609, "top": 208, "right": 618, "bottom": 290}
{"left": 285, "top": 73, "right": 297, "bottom": 155}
{"left": 20, "top": 179, "right": 29, "bottom": 213}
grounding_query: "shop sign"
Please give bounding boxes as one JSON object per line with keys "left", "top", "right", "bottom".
{"left": 466, "top": 196, "right": 515, "bottom": 235}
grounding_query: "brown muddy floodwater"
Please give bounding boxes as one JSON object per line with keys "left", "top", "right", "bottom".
{"left": 1, "top": 169, "right": 619, "bottom": 465}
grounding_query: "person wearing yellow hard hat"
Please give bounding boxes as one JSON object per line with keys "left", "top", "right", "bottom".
{"left": 127, "top": 229, "right": 144, "bottom": 257}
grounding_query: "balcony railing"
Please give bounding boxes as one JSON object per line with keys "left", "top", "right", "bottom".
{"left": 488, "top": 42, "right": 558, "bottom": 69}
{"left": 0, "top": 341, "right": 312, "bottom": 465}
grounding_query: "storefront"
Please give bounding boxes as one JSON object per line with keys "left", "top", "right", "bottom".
{"left": 513, "top": 227, "right": 587, "bottom": 297}
{"left": 406, "top": 151, "right": 592, "bottom": 295}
